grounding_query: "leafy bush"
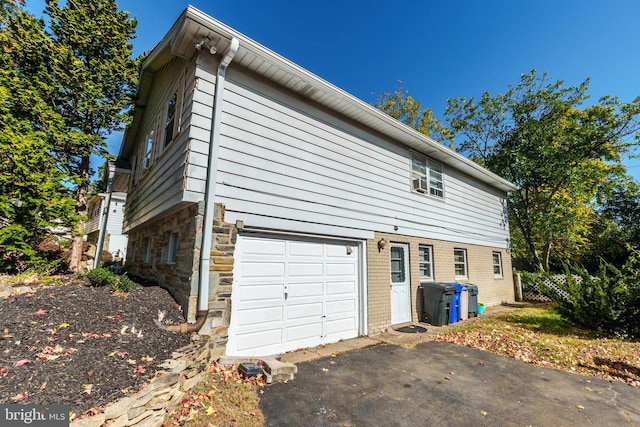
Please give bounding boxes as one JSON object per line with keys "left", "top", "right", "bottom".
{"left": 541, "top": 261, "right": 640, "bottom": 337}
{"left": 86, "top": 267, "right": 117, "bottom": 287}
{"left": 110, "top": 274, "right": 133, "bottom": 293}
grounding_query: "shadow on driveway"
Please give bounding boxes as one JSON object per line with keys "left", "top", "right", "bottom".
{"left": 260, "top": 341, "right": 640, "bottom": 426}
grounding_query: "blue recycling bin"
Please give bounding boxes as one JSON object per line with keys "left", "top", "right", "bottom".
{"left": 444, "top": 282, "right": 462, "bottom": 324}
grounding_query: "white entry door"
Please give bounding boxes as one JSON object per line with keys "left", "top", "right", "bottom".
{"left": 226, "top": 235, "right": 361, "bottom": 356}
{"left": 390, "top": 242, "right": 411, "bottom": 324}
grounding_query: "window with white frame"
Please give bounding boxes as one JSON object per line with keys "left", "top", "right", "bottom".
{"left": 419, "top": 244, "right": 434, "bottom": 280}
{"left": 167, "top": 233, "right": 179, "bottom": 264}
{"left": 454, "top": 248, "right": 467, "bottom": 278}
{"left": 411, "top": 153, "right": 444, "bottom": 198}
{"left": 492, "top": 251, "right": 503, "bottom": 277}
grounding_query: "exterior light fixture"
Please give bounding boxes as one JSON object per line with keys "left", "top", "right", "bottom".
{"left": 377, "top": 238, "right": 387, "bottom": 251}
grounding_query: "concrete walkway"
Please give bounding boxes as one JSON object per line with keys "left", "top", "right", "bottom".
{"left": 280, "top": 303, "right": 531, "bottom": 365}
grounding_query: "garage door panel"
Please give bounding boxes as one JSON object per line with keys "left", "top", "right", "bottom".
{"left": 235, "top": 306, "right": 283, "bottom": 327}
{"left": 327, "top": 280, "right": 356, "bottom": 295}
{"left": 326, "top": 298, "right": 356, "bottom": 315}
{"left": 228, "top": 235, "right": 361, "bottom": 357}
{"left": 238, "top": 283, "right": 283, "bottom": 301}
{"left": 286, "top": 322, "right": 323, "bottom": 342}
{"left": 235, "top": 328, "right": 283, "bottom": 352}
{"left": 287, "top": 301, "right": 323, "bottom": 319}
{"left": 325, "top": 317, "right": 357, "bottom": 336}
{"left": 240, "top": 261, "right": 285, "bottom": 278}
{"left": 326, "top": 245, "right": 353, "bottom": 258}
{"left": 289, "top": 262, "right": 323, "bottom": 277}
{"left": 287, "top": 282, "right": 323, "bottom": 298}
{"left": 241, "top": 238, "right": 286, "bottom": 256}
{"left": 326, "top": 262, "right": 357, "bottom": 276}
{"left": 288, "top": 242, "right": 324, "bottom": 257}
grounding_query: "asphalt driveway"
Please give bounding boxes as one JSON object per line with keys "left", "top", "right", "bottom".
{"left": 259, "top": 341, "right": 640, "bottom": 426}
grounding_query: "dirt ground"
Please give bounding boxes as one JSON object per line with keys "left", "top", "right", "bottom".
{"left": 0, "top": 276, "right": 193, "bottom": 415}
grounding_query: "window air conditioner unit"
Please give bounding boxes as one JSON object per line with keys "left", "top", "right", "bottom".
{"left": 412, "top": 177, "right": 428, "bottom": 192}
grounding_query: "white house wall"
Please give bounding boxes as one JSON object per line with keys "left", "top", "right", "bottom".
{"left": 205, "top": 68, "right": 510, "bottom": 249}
{"left": 123, "top": 57, "right": 210, "bottom": 232}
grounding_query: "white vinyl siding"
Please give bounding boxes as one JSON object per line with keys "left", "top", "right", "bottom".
{"left": 122, "top": 57, "right": 195, "bottom": 232}
{"left": 124, "top": 57, "right": 510, "bottom": 251}
{"left": 454, "top": 248, "right": 468, "bottom": 279}
{"left": 215, "top": 70, "right": 510, "bottom": 249}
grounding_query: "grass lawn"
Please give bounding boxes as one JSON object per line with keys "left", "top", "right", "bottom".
{"left": 434, "top": 304, "right": 640, "bottom": 387}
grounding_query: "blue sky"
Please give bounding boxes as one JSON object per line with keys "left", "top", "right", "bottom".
{"left": 26, "top": 0, "right": 640, "bottom": 180}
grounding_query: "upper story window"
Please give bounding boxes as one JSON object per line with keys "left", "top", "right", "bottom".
{"left": 419, "top": 244, "right": 434, "bottom": 281}
{"left": 163, "top": 91, "right": 178, "bottom": 149}
{"left": 130, "top": 69, "right": 186, "bottom": 189}
{"left": 454, "top": 248, "right": 468, "bottom": 279}
{"left": 492, "top": 251, "right": 503, "bottom": 278}
{"left": 411, "top": 153, "right": 444, "bottom": 198}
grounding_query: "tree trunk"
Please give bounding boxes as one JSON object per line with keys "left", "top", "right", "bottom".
{"left": 68, "top": 155, "right": 90, "bottom": 273}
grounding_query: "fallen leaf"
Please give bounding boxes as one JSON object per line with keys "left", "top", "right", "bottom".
{"left": 14, "top": 359, "right": 30, "bottom": 367}
{"left": 87, "top": 370, "right": 93, "bottom": 377}
{"left": 576, "top": 405, "right": 584, "bottom": 410}
{"left": 480, "top": 410, "right": 488, "bottom": 417}
{"left": 126, "top": 359, "right": 137, "bottom": 365}
{"left": 39, "top": 382, "right": 47, "bottom": 391}
{"left": 141, "top": 356, "right": 154, "bottom": 363}
{"left": 53, "top": 344, "right": 64, "bottom": 353}
{"left": 115, "top": 314, "right": 121, "bottom": 319}
{"left": 585, "top": 387, "right": 592, "bottom": 392}
{"left": 322, "top": 368, "right": 329, "bottom": 372}
{"left": 136, "top": 365, "right": 146, "bottom": 373}
{"left": 11, "top": 392, "right": 28, "bottom": 402}
{"left": 83, "top": 384, "right": 93, "bottom": 394}
{"left": 34, "top": 309, "right": 47, "bottom": 316}
{"left": 118, "top": 351, "right": 129, "bottom": 358}
{"left": 205, "top": 406, "right": 215, "bottom": 415}
{"left": 59, "top": 323, "right": 70, "bottom": 328}
{"left": 0, "top": 367, "right": 8, "bottom": 374}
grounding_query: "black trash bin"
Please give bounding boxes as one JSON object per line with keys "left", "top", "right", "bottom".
{"left": 421, "top": 282, "right": 455, "bottom": 326}
{"left": 464, "top": 284, "right": 479, "bottom": 317}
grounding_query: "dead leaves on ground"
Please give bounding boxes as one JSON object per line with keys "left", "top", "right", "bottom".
{"left": 165, "top": 363, "right": 265, "bottom": 427}
{"left": 434, "top": 308, "right": 640, "bottom": 387}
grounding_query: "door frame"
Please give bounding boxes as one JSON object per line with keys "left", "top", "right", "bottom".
{"left": 390, "top": 242, "right": 411, "bottom": 324}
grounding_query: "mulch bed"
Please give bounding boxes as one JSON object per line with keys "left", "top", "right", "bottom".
{"left": 0, "top": 276, "right": 193, "bottom": 415}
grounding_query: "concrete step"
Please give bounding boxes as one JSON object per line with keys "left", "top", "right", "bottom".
{"left": 216, "top": 355, "right": 297, "bottom": 384}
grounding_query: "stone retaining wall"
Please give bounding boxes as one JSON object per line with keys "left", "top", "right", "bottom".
{"left": 73, "top": 338, "right": 211, "bottom": 427}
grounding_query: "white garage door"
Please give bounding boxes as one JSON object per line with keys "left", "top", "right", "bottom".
{"left": 226, "top": 235, "right": 361, "bottom": 356}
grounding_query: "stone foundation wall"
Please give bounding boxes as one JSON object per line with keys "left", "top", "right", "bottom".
{"left": 125, "top": 204, "right": 202, "bottom": 319}
{"left": 202, "top": 204, "right": 237, "bottom": 358}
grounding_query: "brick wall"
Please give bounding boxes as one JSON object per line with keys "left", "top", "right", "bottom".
{"left": 366, "top": 231, "right": 514, "bottom": 334}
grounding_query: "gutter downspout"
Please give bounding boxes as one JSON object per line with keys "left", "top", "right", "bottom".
{"left": 94, "top": 160, "right": 116, "bottom": 267}
{"left": 167, "top": 37, "right": 239, "bottom": 334}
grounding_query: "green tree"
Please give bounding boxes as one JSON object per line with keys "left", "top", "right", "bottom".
{"left": 45, "top": 0, "right": 138, "bottom": 272}
{"left": 445, "top": 71, "right": 640, "bottom": 271}
{"left": 0, "top": 0, "right": 76, "bottom": 272}
{"left": 375, "top": 82, "right": 453, "bottom": 145}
